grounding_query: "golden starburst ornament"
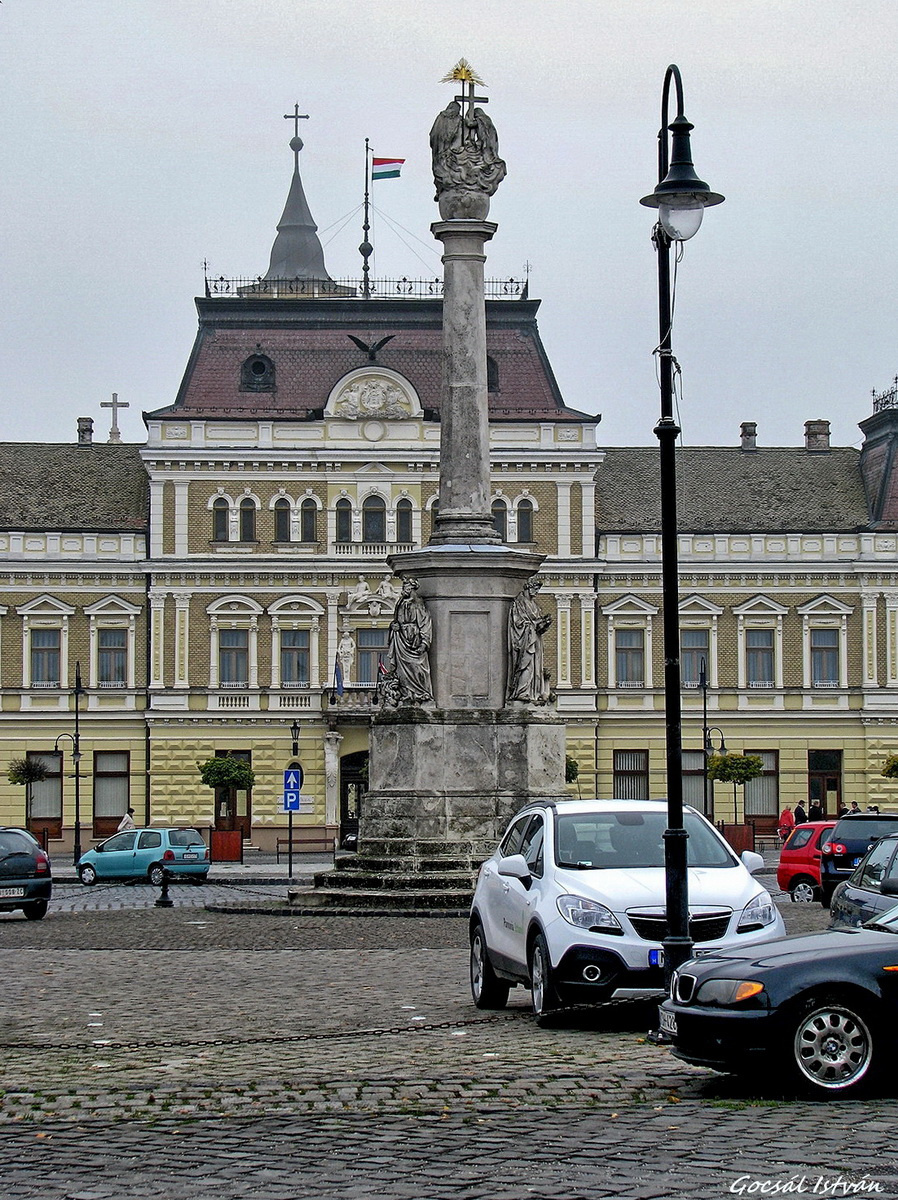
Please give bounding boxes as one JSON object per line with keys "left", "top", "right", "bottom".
{"left": 441, "top": 59, "right": 484, "bottom": 85}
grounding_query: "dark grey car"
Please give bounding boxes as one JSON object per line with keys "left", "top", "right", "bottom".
{"left": 829, "top": 832, "right": 898, "bottom": 929}
{"left": 0, "top": 827, "right": 53, "bottom": 920}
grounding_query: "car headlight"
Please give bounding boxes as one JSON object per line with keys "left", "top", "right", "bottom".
{"left": 695, "top": 978, "right": 765, "bottom": 1006}
{"left": 737, "top": 891, "right": 777, "bottom": 931}
{"left": 556, "top": 894, "right": 622, "bottom": 933}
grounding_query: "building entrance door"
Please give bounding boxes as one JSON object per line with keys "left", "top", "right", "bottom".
{"left": 808, "top": 750, "right": 842, "bottom": 818}
{"left": 340, "top": 750, "right": 368, "bottom": 850}
{"left": 213, "top": 750, "right": 252, "bottom": 842}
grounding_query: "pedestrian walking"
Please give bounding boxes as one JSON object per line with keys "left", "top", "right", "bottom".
{"left": 793, "top": 801, "right": 808, "bottom": 825}
{"left": 808, "top": 800, "right": 824, "bottom": 822}
{"left": 117, "top": 807, "right": 136, "bottom": 832}
{"left": 778, "top": 805, "right": 796, "bottom": 843}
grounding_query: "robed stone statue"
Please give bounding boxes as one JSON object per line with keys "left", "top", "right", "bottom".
{"left": 506, "top": 576, "right": 552, "bottom": 705}
{"left": 379, "top": 577, "right": 434, "bottom": 706}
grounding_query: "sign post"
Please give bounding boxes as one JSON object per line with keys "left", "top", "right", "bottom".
{"left": 283, "top": 765, "right": 303, "bottom": 880}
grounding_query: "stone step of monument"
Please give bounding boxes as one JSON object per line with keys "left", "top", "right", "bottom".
{"left": 313, "top": 870, "right": 474, "bottom": 892}
{"left": 333, "top": 855, "right": 480, "bottom": 874}
{"left": 360, "top": 838, "right": 495, "bottom": 860}
{"left": 287, "top": 886, "right": 472, "bottom": 912}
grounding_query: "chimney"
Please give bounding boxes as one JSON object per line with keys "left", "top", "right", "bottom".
{"left": 740, "top": 421, "right": 757, "bottom": 451}
{"left": 804, "top": 419, "right": 831, "bottom": 451}
{"left": 77, "top": 417, "right": 93, "bottom": 447}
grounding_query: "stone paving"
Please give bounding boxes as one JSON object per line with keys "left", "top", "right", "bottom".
{"left": 0, "top": 893, "right": 895, "bottom": 1199}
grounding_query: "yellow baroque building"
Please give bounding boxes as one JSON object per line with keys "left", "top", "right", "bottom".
{"left": 4, "top": 137, "right": 898, "bottom": 855}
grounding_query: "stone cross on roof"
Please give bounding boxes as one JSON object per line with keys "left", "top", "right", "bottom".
{"left": 100, "top": 392, "right": 129, "bottom": 443}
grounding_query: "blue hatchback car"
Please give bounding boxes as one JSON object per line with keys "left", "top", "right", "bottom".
{"left": 77, "top": 828, "right": 210, "bottom": 886}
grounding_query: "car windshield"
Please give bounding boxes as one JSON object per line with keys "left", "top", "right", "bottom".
{"left": 555, "top": 810, "right": 736, "bottom": 869}
{"left": 168, "top": 828, "right": 205, "bottom": 847}
{"left": 0, "top": 831, "right": 35, "bottom": 858}
{"left": 862, "top": 902, "right": 898, "bottom": 934}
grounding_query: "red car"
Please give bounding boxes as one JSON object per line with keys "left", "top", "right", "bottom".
{"left": 776, "top": 820, "right": 836, "bottom": 902}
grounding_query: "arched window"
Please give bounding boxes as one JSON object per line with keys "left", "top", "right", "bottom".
{"left": 362, "top": 496, "right": 386, "bottom": 544}
{"left": 396, "top": 498, "right": 413, "bottom": 544}
{"left": 239, "top": 498, "right": 256, "bottom": 542}
{"left": 301, "top": 498, "right": 318, "bottom": 543}
{"left": 335, "top": 498, "right": 352, "bottom": 543}
{"left": 492, "top": 499, "right": 507, "bottom": 542}
{"left": 274, "top": 498, "right": 291, "bottom": 543}
{"left": 517, "top": 499, "right": 534, "bottom": 543}
{"left": 213, "top": 497, "right": 229, "bottom": 542}
{"left": 240, "top": 353, "right": 275, "bottom": 392}
{"left": 487, "top": 356, "right": 500, "bottom": 394}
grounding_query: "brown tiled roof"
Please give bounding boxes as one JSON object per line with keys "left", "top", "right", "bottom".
{"left": 145, "top": 297, "right": 597, "bottom": 425}
{"left": 0, "top": 444, "right": 147, "bottom": 531}
{"left": 596, "top": 446, "right": 870, "bottom": 533}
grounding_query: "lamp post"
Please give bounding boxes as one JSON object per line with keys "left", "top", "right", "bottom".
{"left": 699, "top": 658, "right": 726, "bottom": 823}
{"left": 56, "top": 660, "right": 86, "bottom": 866}
{"left": 640, "top": 66, "right": 723, "bottom": 982}
{"left": 287, "top": 719, "right": 302, "bottom": 881}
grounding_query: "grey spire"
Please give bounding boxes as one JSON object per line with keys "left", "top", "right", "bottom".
{"left": 263, "top": 132, "right": 333, "bottom": 281}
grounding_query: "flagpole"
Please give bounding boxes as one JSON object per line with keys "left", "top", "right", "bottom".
{"left": 361, "top": 138, "right": 373, "bottom": 300}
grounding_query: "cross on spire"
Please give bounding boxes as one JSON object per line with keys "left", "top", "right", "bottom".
{"left": 284, "top": 104, "right": 309, "bottom": 139}
{"left": 100, "top": 392, "right": 129, "bottom": 443}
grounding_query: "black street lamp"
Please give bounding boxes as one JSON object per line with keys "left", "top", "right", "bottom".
{"left": 290, "top": 719, "right": 301, "bottom": 759}
{"left": 56, "top": 660, "right": 86, "bottom": 866}
{"left": 699, "top": 658, "right": 726, "bottom": 823}
{"left": 640, "top": 66, "right": 723, "bottom": 982}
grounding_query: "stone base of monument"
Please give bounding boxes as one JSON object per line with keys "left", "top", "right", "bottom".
{"left": 294, "top": 707, "right": 569, "bottom": 914}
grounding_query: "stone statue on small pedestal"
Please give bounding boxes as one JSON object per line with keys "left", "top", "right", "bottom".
{"left": 379, "top": 577, "right": 434, "bottom": 706}
{"left": 430, "top": 60, "right": 506, "bottom": 220}
{"left": 506, "top": 576, "right": 552, "bottom": 705}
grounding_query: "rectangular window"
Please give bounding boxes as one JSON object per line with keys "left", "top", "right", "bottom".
{"left": 681, "top": 629, "right": 709, "bottom": 687}
{"left": 281, "top": 629, "right": 310, "bottom": 686}
{"left": 811, "top": 628, "right": 839, "bottom": 686}
{"left": 219, "top": 629, "right": 248, "bottom": 685}
{"left": 26, "top": 751, "right": 62, "bottom": 838}
{"left": 93, "top": 751, "right": 130, "bottom": 836}
{"left": 357, "top": 628, "right": 389, "bottom": 685}
{"left": 682, "top": 749, "right": 707, "bottom": 813}
{"left": 613, "top": 750, "right": 649, "bottom": 800}
{"left": 31, "top": 628, "right": 60, "bottom": 686}
{"left": 98, "top": 628, "right": 127, "bottom": 686}
{"left": 744, "top": 750, "right": 778, "bottom": 816}
{"left": 746, "top": 628, "right": 774, "bottom": 686}
{"left": 615, "top": 629, "right": 644, "bottom": 687}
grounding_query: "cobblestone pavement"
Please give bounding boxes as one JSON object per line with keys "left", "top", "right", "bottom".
{"left": 1, "top": 893, "right": 895, "bottom": 1199}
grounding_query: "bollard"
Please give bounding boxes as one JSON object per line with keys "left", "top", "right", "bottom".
{"left": 155, "top": 868, "right": 174, "bottom": 908}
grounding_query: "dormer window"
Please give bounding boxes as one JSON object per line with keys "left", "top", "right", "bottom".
{"left": 240, "top": 353, "right": 275, "bottom": 392}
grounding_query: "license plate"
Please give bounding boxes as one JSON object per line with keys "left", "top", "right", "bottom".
{"left": 648, "top": 948, "right": 665, "bottom": 967}
{"left": 182, "top": 853, "right": 198, "bottom": 860}
{"left": 0, "top": 887, "right": 24, "bottom": 898}
{"left": 658, "top": 1007, "right": 677, "bottom": 1036}
{"left": 852, "top": 857, "right": 862, "bottom": 867}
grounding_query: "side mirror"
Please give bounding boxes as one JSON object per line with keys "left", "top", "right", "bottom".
{"left": 741, "top": 850, "right": 765, "bottom": 875}
{"left": 497, "top": 853, "right": 532, "bottom": 889}
{"left": 880, "top": 876, "right": 898, "bottom": 897}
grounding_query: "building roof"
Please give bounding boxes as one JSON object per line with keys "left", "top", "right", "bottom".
{"left": 596, "top": 446, "right": 870, "bottom": 533}
{"left": 0, "top": 443, "right": 147, "bottom": 532}
{"left": 145, "top": 297, "right": 598, "bottom": 425}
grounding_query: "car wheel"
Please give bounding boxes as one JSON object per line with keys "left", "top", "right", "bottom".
{"left": 79, "top": 864, "right": 97, "bottom": 887}
{"left": 469, "top": 922, "right": 510, "bottom": 1010}
{"left": 23, "top": 900, "right": 48, "bottom": 920}
{"left": 789, "top": 877, "right": 818, "bottom": 903}
{"left": 529, "top": 932, "right": 561, "bottom": 1026}
{"left": 786, "top": 992, "right": 879, "bottom": 1096}
{"left": 148, "top": 863, "right": 167, "bottom": 887}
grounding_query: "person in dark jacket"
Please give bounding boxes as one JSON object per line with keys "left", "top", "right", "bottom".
{"left": 793, "top": 801, "right": 808, "bottom": 825}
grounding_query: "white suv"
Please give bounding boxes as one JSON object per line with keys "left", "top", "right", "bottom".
{"left": 469, "top": 799, "right": 784, "bottom": 1022}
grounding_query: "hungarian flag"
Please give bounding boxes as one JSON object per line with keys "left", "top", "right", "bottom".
{"left": 372, "top": 157, "right": 404, "bottom": 181}
{"left": 333, "top": 654, "right": 345, "bottom": 696}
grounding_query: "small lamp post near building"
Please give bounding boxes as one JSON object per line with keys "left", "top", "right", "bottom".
{"left": 56, "top": 659, "right": 86, "bottom": 865}
{"left": 640, "top": 65, "right": 723, "bottom": 982}
{"left": 699, "top": 658, "right": 726, "bottom": 823}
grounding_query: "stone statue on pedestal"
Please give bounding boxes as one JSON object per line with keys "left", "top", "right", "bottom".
{"left": 379, "top": 577, "right": 434, "bottom": 706}
{"left": 506, "top": 576, "right": 553, "bottom": 705}
{"left": 430, "top": 61, "right": 506, "bottom": 220}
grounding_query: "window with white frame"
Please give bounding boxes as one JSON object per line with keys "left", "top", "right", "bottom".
{"left": 219, "top": 629, "right": 248, "bottom": 685}
{"left": 615, "top": 628, "right": 644, "bottom": 687}
{"left": 336, "top": 498, "right": 352, "bottom": 543}
{"left": 810, "top": 627, "right": 839, "bottom": 687}
{"left": 681, "top": 629, "right": 709, "bottom": 687}
{"left": 613, "top": 750, "right": 649, "bottom": 799}
{"left": 357, "top": 628, "right": 389, "bottom": 684}
{"left": 682, "top": 749, "right": 707, "bottom": 812}
{"left": 31, "top": 629, "right": 60, "bottom": 686}
{"left": 280, "top": 629, "right": 310, "bottom": 686}
{"left": 274, "top": 498, "right": 291, "bottom": 542}
{"left": 396, "top": 498, "right": 413, "bottom": 544}
{"left": 93, "top": 751, "right": 130, "bottom": 834}
{"left": 97, "top": 628, "right": 127, "bottom": 686}
{"left": 745, "top": 628, "right": 775, "bottom": 686}
{"left": 491, "top": 499, "right": 508, "bottom": 542}
{"left": 301, "top": 498, "right": 318, "bottom": 543}
{"left": 239, "top": 498, "right": 257, "bottom": 542}
{"left": 212, "top": 497, "right": 229, "bottom": 541}
{"left": 27, "top": 751, "right": 62, "bottom": 834}
{"left": 362, "top": 496, "right": 386, "bottom": 543}
{"left": 744, "top": 750, "right": 778, "bottom": 815}
{"left": 517, "top": 498, "right": 534, "bottom": 543}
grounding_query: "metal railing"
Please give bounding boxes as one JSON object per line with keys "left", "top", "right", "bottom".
{"left": 204, "top": 275, "right": 527, "bottom": 301}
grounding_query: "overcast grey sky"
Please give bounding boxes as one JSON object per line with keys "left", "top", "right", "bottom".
{"left": 1, "top": 0, "right": 896, "bottom": 450}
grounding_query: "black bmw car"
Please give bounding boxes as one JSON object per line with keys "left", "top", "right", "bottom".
{"left": 658, "top": 906, "right": 898, "bottom": 1097}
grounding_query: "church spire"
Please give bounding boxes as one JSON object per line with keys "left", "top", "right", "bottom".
{"left": 263, "top": 107, "right": 333, "bottom": 282}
